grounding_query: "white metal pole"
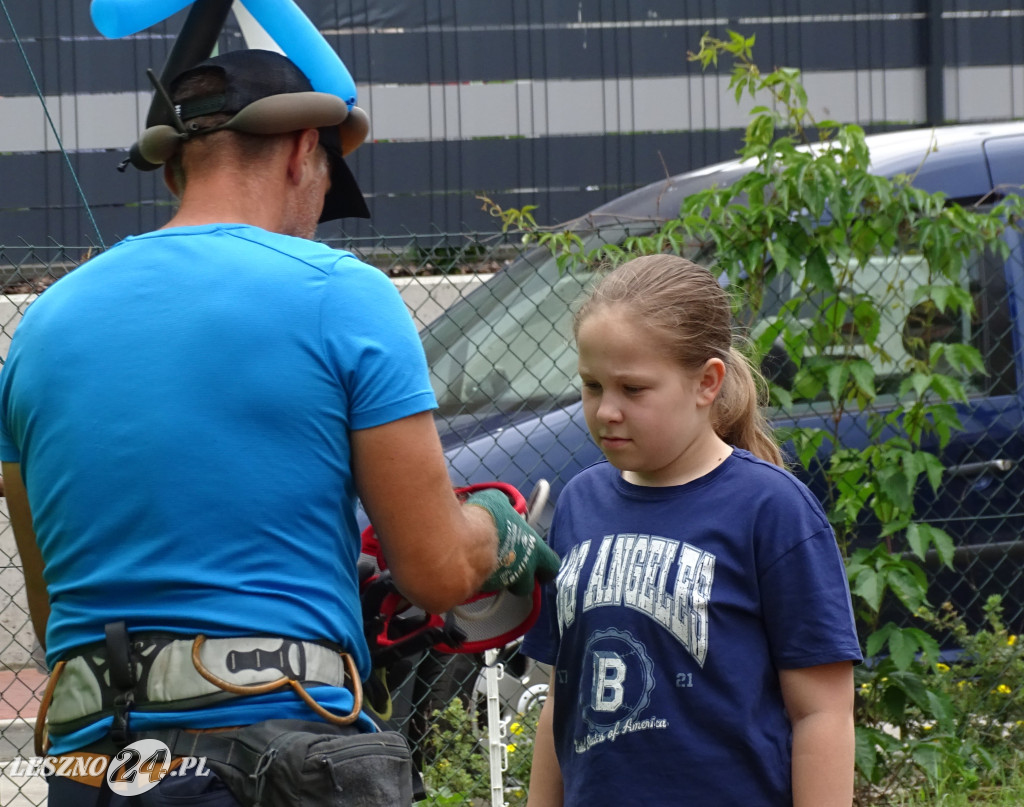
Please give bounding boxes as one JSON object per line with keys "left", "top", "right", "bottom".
{"left": 484, "top": 649, "right": 507, "bottom": 807}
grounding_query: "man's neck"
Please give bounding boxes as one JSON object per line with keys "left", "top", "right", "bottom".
{"left": 161, "top": 168, "right": 289, "bottom": 233}
{"left": 162, "top": 199, "right": 278, "bottom": 233}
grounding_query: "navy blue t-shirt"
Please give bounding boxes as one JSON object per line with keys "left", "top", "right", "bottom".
{"left": 523, "top": 450, "right": 862, "bottom": 807}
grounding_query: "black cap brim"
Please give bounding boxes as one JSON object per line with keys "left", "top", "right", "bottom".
{"left": 319, "top": 124, "right": 369, "bottom": 222}
{"left": 320, "top": 149, "right": 370, "bottom": 222}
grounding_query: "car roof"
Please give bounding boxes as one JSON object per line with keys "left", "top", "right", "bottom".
{"left": 571, "top": 121, "right": 1024, "bottom": 229}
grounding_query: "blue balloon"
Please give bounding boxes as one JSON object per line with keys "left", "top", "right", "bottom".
{"left": 91, "top": 0, "right": 194, "bottom": 38}
{"left": 90, "top": 0, "right": 357, "bottom": 108}
{"left": 238, "top": 0, "right": 356, "bottom": 108}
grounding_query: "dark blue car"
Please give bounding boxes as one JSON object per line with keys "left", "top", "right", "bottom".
{"left": 420, "top": 121, "right": 1024, "bottom": 635}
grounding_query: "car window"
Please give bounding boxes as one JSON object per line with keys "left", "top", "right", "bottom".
{"left": 423, "top": 226, "right": 1016, "bottom": 435}
{"left": 424, "top": 224, "right": 675, "bottom": 431}
{"left": 427, "top": 262, "right": 590, "bottom": 414}
{"left": 423, "top": 250, "right": 591, "bottom": 425}
{"left": 757, "top": 247, "right": 1016, "bottom": 407}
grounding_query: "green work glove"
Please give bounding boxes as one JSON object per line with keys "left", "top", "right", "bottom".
{"left": 466, "top": 488, "right": 562, "bottom": 596}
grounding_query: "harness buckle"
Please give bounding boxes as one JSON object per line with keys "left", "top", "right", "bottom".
{"left": 105, "top": 621, "right": 137, "bottom": 748}
{"left": 109, "top": 690, "right": 135, "bottom": 747}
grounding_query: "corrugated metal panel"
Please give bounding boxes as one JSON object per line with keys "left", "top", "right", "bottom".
{"left": 2, "top": 1, "right": 1023, "bottom": 247}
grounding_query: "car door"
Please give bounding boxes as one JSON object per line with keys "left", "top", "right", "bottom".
{"left": 921, "top": 232, "right": 1024, "bottom": 636}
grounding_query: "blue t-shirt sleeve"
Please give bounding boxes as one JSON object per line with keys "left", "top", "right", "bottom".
{"left": 522, "top": 504, "right": 568, "bottom": 665}
{"left": 320, "top": 261, "right": 437, "bottom": 430}
{"left": 0, "top": 429, "right": 17, "bottom": 462}
{"left": 522, "top": 571, "right": 559, "bottom": 664}
{"left": 757, "top": 489, "right": 863, "bottom": 668}
{"left": 0, "top": 366, "right": 22, "bottom": 462}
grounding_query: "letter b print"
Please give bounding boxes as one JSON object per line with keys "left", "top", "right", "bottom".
{"left": 591, "top": 650, "right": 626, "bottom": 712}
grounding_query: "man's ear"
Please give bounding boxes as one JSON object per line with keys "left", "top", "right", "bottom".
{"left": 286, "top": 129, "right": 323, "bottom": 185}
{"left": 162, "top": 162, "right": 182, "bottom": 199}
{"left": 697, "top": 357, "right": 727, "bottom": 406}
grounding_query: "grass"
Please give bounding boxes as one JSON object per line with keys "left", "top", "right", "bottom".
{"left": 888, "top": 788, "right": 1024, "bottom": 806}
{"left": 874, "top": 767, "right": 1024, "bottom": 806}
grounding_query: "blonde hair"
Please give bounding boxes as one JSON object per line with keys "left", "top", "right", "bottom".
{"left": 573, "top": 254, "right": 783, "bottom": 467}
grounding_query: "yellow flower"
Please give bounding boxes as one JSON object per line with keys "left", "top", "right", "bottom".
{"left": 506, "top": 743, "right": 518, "bottom": 754}
{"left": 996, "top": 684, "right": 1012, "bottom": 695}
{"left": 509, "top": 722, "right": 524, "bottom": 736}
{"left": 936, "top": 663, "right": 950, "bottom": 673}
{"left": 957, "top": 680, "right": 969, "bottom": 690}
{"left": 1008, "top": 635, "right": 1018, "bottom": 647}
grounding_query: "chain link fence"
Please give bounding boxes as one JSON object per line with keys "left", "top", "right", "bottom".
{"left": 0, "top": 224, "right": 1022, "bottom": 804}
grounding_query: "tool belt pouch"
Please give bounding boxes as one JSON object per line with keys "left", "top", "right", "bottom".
{"left": 193, "top": 719, "right": 414, "bottom": 807}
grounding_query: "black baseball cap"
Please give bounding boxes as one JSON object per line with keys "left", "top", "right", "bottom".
{"left": 138, "top": 49, "right": 369, "bottom": 222}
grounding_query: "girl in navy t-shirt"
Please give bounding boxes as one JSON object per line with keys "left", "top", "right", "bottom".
{"left": 523, "top": 255, "right": 862, "bottom": 807}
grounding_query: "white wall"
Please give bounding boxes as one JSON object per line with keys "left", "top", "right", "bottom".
{"left": 0, "top": 273, "right": 490, "bottom": 362}
{"left": 393, "top": 273, "right": 488, "bottom": 329}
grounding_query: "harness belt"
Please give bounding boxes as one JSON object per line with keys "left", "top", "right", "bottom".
{"left": 39, "top": 626, "right": 363, "bottom": 752}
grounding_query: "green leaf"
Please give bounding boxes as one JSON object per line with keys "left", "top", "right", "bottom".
{"left": 913, "top": 523, "right": 956, "bottom": 569}
{"left": 881, "top": 683, "right": 907, "bottom": 722}
{"left": 910, "top": 742, "right": 944, "bottom": 783}
{"left": 888, "top": 566, "right": 928, "bottom": 613}
{"left": 825, "top": 362, "right": 849, "bottom": 403}
{"left": 911, "top": 629, "right": 942, "bottom": 668}
{"left": 747, "top": 115, "right": 775, "bottom": 148}
{"left": 790, "top": 427, "right": 827, "bottom": 469}
{"left": 865, "top": 623, "right": 895, "bottom": 658}
{"left": 767, "top": 239, "right": 792, "bottom": 274}
{"left": 890, "top": 669, "right": 934, "bottom": 712}
{"left": 920, "top": 453, "right": 945, "bottom": 493}
{"left": 887, "top": 626, "right": 917, "bottom": 670}
{"left": 929, "top": 373, "right": 968, "bottom": 404}
{"left": 938, "top": 342, "right": 987, "bottom": 375}
{"left": 804, "top": 246, "right": 834, "bottom": 291}
{"left": 848, "top": 359, "right": 876, "bottom": 400}
{"left": 878, "top": 516, "right": 911, "bottom": 539}
{"left": 854, "top": 727, "right": 880, "bottom": 781}
{"left": 925, "top": 689, "right": 955, "bottom": 732}
{"left": 905, "top": 522, "right": 927, "bottom": 560}
{"left": 769, "top": 385, "right": 793, "bottom": 408}
{"left": 876, "top": 468, "right": 913, "bottom": 513}
{"left": 852, "top": 568, "right": 883, "bottom": 613}
{"left": 926, "top": 403, "right": 963, "bottom": 448}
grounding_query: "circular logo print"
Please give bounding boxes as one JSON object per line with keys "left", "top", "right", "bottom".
{"left": 579, "top": 627, "right": 655, "bottom": 732}
{"left": 106, "top": 738, "right": 172, "bottom": 795}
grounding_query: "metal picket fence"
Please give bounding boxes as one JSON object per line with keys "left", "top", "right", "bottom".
{"left": 0, "top": 226, "right": 1022, "bottom": 805}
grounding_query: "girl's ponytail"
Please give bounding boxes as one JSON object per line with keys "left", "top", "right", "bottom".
{"left": 714, "top": 346, "right": 783, "bottom": 468}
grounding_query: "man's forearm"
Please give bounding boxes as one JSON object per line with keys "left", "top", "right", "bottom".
{"left": 3, "top": 462, "right": 49, "bottom": 649}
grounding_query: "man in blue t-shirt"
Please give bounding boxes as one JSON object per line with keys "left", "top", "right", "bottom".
{"left": 0, "top": 49, "right": 558, "bottom": 807}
